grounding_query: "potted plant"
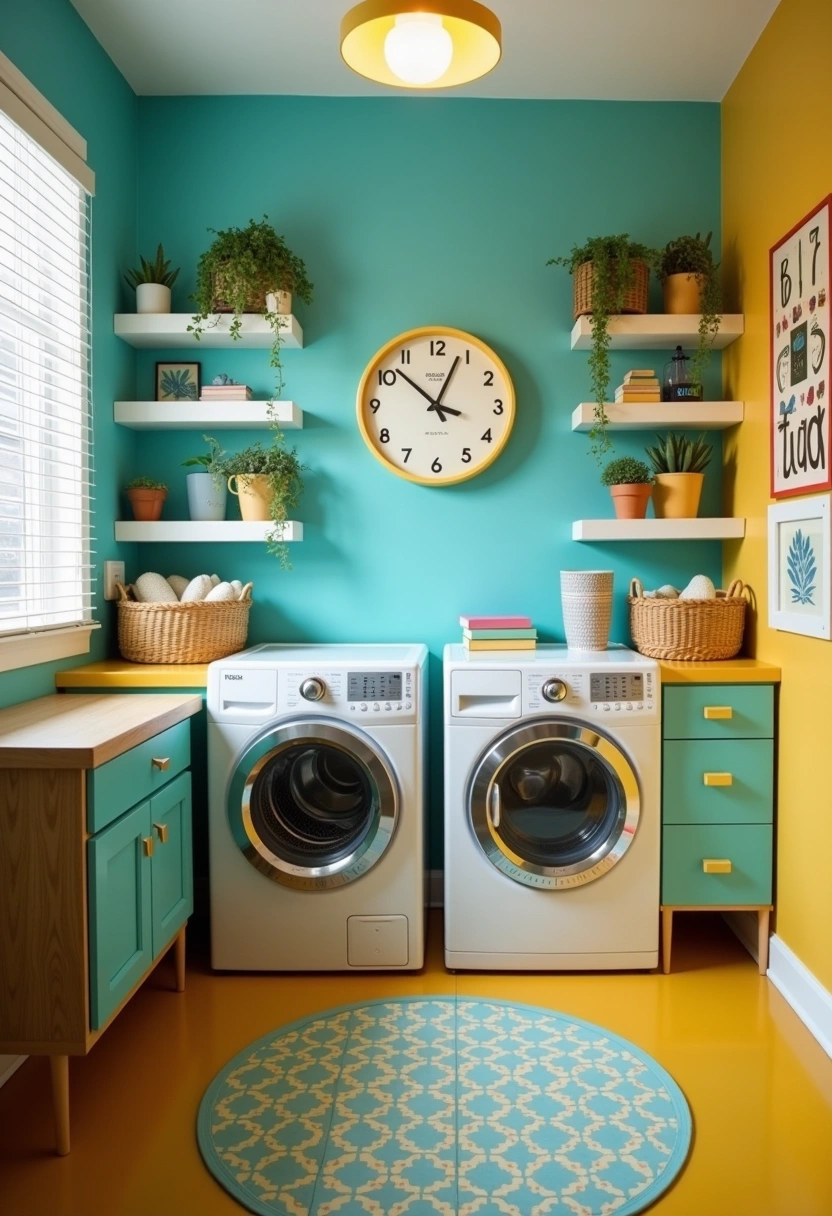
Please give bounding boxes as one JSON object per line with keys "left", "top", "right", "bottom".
{"left": 221, "top": 437, "right": 305, "bottom": 566}
{"left": 600, "top": 457, "right": 654, "bottom": 520}
{"left": 124, "top": 244, "right": 179, "bottom": 314}
{"left": 548, "top": 235, "right": 657, "bottom": 461}
{"left": 125, "top": 476, "right": 168, "bottom": 521}
{"left": 181, "top": 436, "right": 227, "bottom": 522}
{"left": 657, "top": 232, "right": 722, "bottom": 388}
{"left": 189, "top": 216, "right": 313, "bottom": 399}
{"left": 645, "top": 432, "right": 712, "bottom": 519}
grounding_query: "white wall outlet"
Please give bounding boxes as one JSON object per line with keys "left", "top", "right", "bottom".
{"left": 103, "top": 560, "right": 126, "bottom": 601}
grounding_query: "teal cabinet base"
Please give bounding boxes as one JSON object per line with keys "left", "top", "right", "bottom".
{"left": 662, "top": 823, "right": 773, "bottom": 906}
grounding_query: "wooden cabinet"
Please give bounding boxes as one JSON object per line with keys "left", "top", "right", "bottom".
{"left": 0, "top": 694, "right": 200, "bottom": 1154}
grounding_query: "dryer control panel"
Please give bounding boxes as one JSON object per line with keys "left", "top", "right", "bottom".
{"left": 523, "top": 667, "right": 658, "bottom": 720}
{"left": 210, "top": 664, "right": 418, "bottom": 722}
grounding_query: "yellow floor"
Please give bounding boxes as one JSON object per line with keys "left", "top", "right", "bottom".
{"left": 1, "top": 913, "right": 831, "bottom": 1216}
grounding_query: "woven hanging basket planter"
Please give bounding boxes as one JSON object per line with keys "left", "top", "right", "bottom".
{"left": 573, "top": 259, "right": 650, "bottom": 321}
{"left": 116, "top": 581, "right": 253, "bottom": 664}
{"left": 628, "top": 577, "right": 749, "bottom": 661}
{"left": 212, "top": 267, "right": 290, "bottom": 314}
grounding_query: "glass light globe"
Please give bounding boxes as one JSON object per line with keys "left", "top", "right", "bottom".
{"left": 383, "top": 13, "right": 454, "bottom": 85}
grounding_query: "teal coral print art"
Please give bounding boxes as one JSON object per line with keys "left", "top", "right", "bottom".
{"left": 198, "top": 998, "right": 691, "bottom": 1216}
{"left": 156, "top": 360, "right": 200, "bottom": 401}
{"left": 787, "top": 528, "right": 817, "bottom": 604}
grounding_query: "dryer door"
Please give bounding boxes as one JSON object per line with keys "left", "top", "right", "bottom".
{"left": 228, "top": 719, "right": 399, "bottom": 890}
{"left": 468, "top": 719, "right": 640, "bottom": 889}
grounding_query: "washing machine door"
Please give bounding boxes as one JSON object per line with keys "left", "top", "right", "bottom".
{"left": 227, "top": 718, "right": 399, "bottom": 890}
{"left": 468, "top": 719, "right": 640, "bottom": 889}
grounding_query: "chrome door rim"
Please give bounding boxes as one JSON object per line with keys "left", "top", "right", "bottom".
{"left": 468, "top": 718, "right": 640, "bottom": 890}
{"left": 228, "top": 718, "right": 399, "bottom": 890}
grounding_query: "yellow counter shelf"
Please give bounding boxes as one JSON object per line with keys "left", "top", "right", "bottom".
{"left": 659, "top": 659, "right": 781, "bottom": 685}
{"left": 56, "top": 660, "right": 209, "bottom": 689}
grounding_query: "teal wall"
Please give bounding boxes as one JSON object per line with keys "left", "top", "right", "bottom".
{"left": 135, "top": 96, "right": 722, "bottom": 863}
{"left": 0, "top": 0, "right": 137, "bottom": 709}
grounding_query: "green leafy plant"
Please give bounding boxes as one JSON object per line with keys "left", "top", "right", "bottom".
{"left": 125, "top": 476, "right": 167, "bottom": 491}
{"left": 189, "top": 217, "right": 313, "bottom": 399}
{"left": 548, "top": 235, "right": 658, "bottom": 463}
{"left": 214, "top": 436, "right": 305, "bottom": 567}
{"left": 600, "top": 456, "right": 653, "bottom": 486}
{"left": 657, "top": 232, "right": 722, "bottom": 388}
{"left": 182, "top": 436, "right": 226, "bottom": 485}
{"left": 645, "top": 432, "right": 712, "bottom": 475}
{"left": 159, "top": 367, "right": 197, "bottom": 400}
{"left": 124, "top": 244, "right": 179, "bottom": 290}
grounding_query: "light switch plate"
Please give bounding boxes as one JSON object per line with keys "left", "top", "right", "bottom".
{"left": 103, "top": 560, "right": 125, "bottom": 601}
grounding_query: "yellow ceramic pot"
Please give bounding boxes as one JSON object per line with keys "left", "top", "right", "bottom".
{"left": 228, "top": 473, "right": 272, "bottom": 521}
{"left": 663, "top": 272, "right": 706, "bottom": 314}
{"left": 652, "top": 472, "right": 704, "bottom": 518}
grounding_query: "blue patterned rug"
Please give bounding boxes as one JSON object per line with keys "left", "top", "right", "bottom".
{"left": 198, "top": 997, "right": 691, "bottom": 1216}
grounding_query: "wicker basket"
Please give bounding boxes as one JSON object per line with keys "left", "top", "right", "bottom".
{"left": 212, "top": 267, "right": 288, "bottom": 314}
{"left": 628, "top": 578, "right": 749, "bottom": 661}
{"left": 573, "top": 259, "right": 650, "bottom": 320}
{"left": 116, "top": 582, "right": 253, "bottom": 664}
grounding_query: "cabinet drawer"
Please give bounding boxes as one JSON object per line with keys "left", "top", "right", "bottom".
{"left": 662, "top": 824, "right": 772, "bottom": 906}
{"left": 663, "top": 739, "right": 773, "bottom": 826}
{"left": 87, "top": 719, "right": 191, "bottom": 833}
{"left": 663, "top": 685, "right": 774, "bottom": 740}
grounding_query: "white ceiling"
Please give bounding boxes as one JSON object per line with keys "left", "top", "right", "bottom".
{"left": 69, "top": 0, "right": 779, "bottom": 101}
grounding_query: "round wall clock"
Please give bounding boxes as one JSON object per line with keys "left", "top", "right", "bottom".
{"left": 356, "top": 326, "right": 515, "bottom": 485}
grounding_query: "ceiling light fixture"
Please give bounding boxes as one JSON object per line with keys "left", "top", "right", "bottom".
{"left": 340, "top": 1, "right": 501, "bottom": 91}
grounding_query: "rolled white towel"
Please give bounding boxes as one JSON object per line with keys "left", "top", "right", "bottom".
{"left": 166, "top": 574, "right": 189, "bottom": 599}
{"left": 230, "top": 579, "right": 243, "bottom": 597}
{"left": 209, "top": 573, "right": 221, "bottom": 588}
{"left": 134, "top": 572, "right": 179, "bottom": 603}
{"left": 205, "top": 581, "right": 236, "bottom": 602}
{"left": 181, "top": 574, "right": 213, "bottom": 602}
{"left": 679, "top": 575, "right": 716, "bottom": 600}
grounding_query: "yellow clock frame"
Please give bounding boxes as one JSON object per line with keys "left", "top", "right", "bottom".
{"left": 356, "top": 325, "right": 516, "bottom": 487}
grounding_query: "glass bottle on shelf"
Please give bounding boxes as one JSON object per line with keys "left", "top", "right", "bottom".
{"left": 662, "top": 345, "right": 702, "bottom": 402}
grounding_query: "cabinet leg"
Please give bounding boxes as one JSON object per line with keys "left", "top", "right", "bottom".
{"left": 757, "top": 909, "right": 771, "bottom": 976}
{"left": 49, "top": 1055, "right": 70, "bottom": 1157}
{"left": 661, "top": 908, "right": 674, "bottom": 975}
{"left": 174, "top": 925, "right": 186, "bottom": 993}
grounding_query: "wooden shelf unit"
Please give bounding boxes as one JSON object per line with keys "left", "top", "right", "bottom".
{"left": 572, "top": 518, "right": 746, "bottom": 542}
{"left": 114, "top": 312, "right": 303, "bottom": 349}
{"left": 571, "top": 402, "right": 744, "bottom": 432}
{"left": 114, "top": 520, "right": 303, "bottom": 543}
{"left": 114, "top": 400, "right": 302, "bottom": 430}
{"left": 570, "top": 314, "right": 744, "bottom": 351}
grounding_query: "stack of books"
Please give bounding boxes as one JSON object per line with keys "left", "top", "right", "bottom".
{"left": 460, "top": 615, "right": 537, "bottom": 652}
{"left": 614, "top": 369, "right": 661, "bottom": 403}
{"left": 200, "top": 383, "right": 252, "bottom": 402}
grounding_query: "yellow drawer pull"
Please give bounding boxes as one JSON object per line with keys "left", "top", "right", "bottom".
{"left": 703, "top": 706, "right": 733, "bottom": 720}
{"left": 702, "top": 858, "right": 732, "bottom": 874}
{"left": 143, "top": 836, "right": 154, "bottom": 858}
{"left": 151, "top": 756, "right": 171, "bottom": 771}
{"left": 153, "top": 821, "right": 169, "bottom": 844}
{"left": 703, "top": 772, "right": 734, "bottom": 787}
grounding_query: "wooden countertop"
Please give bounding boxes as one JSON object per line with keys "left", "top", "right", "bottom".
{"left": 659, "top": 658, "right": 781, "bottom": 684}
{"left": 0, "top": 694, "right": 202, "bottom": 768}
{"left": 56, "top": 660, "right": 209, "bottom": 689}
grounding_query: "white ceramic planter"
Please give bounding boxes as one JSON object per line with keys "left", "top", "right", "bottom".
{"left": 560, "top": 570, "right": 614, "bottom": 651}
{"left": 136, "top": 283, "right": 171, "bottom": 314}
{"left": 187, "top": 472, "right": 227, "bottom": 522}
{"left": 265, "top": 290, "right": 292, "bottom": 315}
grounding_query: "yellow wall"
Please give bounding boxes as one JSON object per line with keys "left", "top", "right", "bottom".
{"left": 722, "top": 0, "right": 832, "bottom": 990}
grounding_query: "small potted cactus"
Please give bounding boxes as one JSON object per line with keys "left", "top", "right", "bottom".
{"left": 125, "top": 477, "right": 168, "bottom": 521}
{"left": 645, "top": 433, "right": 712, "bottom": 519}
{"left": 600, "top": 457, "right": 654, "bottom": 520}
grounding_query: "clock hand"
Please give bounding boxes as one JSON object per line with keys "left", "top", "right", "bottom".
{"left": 395, "top": 368, "right": 462, "bottom": 420}
{"left": 428, "top": 355, "right": 460, "bottom": 415}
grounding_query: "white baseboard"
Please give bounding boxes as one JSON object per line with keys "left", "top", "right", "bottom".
{"left": 767, "top": 934, "right": 832, "bottom": 1059}
{"left": 429, "top": 869, "right": 444, "bottom": 908}
{"left": 0, "top": 1054, "right": 26, "bottom": 1090}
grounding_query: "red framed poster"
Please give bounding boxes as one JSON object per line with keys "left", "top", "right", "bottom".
{"left": 770, "top": 194, "right": 832, "bottom": 498}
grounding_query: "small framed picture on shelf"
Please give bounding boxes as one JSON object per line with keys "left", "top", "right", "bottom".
{"left": 768, "top": 495, "right": 830, "bottom": 639}
{"left": 156, "top": 360, "right": 200, "bottom": 401}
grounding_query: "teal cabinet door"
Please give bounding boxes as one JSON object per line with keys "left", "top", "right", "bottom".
{"left": 663, "top": 739, "right": 774, "bottom": 825}
{"left": 662, "top": 823, "right": 773, "bottom": 906}
{"left": 87, "top": 719, "right": 191, "bottom": 834}
{"left": 88, "top": 801, "right": 153, "bottom": 1030}
{"left": 149, "top": 772, "right": 193, "bottom": 959}
{"left": 663, "top": 685, "right": 774, "bottom": 741}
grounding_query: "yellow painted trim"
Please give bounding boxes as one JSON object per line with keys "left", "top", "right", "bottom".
{"left": 659, "top": 659, "right": 781, "bottom": 684}
{"left": 56, "top": 661, "right": 209, "bottom": 689}
{"left": 356, "top": 325, "right": 516, "bottom": 487}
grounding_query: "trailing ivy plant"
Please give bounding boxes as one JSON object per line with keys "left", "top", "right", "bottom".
{"left": 211, "top": 435, "right": 306, "bottom": 568}
{"left": 189, "top": 217, "right": 313, "bottom": 400}
{"left": 548, "top": 235, "right": 658, "bottom": 463}
{"left": 657, "top": 232, "right": 722, "bottom": 389}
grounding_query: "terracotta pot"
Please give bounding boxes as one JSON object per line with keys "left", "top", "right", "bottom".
{"left": 663, "top": 273, "right": 706, "bottom": 315}
{"left": 228, "top": 473, "right": 272, "bottom": 521}
{"left": 610, "top": 483, "right": 652, "bottom": 520}
{"left": 127, "top": 488, "right": 167, "bottom": 521}
{"left": 652, "top": 472, "right": 704, "bottom": 519}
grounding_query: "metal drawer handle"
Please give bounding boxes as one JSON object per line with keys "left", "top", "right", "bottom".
{"left": 703, "top": 772, "right": 733, "bottom": 787}
{"left": 151, "top": 756, "right": 171, "bottom": 771}
{"left": 143, "top": 836, "right": 154, "bottom": 858}
{"left": 153, "top": 822, "right": 169, "bottom": 844}
{"left": 703, "top": 706, "right": 733, "bottom": 720}
{"left": 489, "top": 784, "right": 501, "bottom": 830}
{"left": 702, "top": 858, "right": 732, "bottom": 874}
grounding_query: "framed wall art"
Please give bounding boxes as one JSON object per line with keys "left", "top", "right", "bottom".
{"left": 768, "top": 495, "right": 830, "bottom": 639}
{"left": 770, "top": 195, "right": 831, "bottom": 498}
{"left": 156, "top": 360, "right": 200, "bottom": 401}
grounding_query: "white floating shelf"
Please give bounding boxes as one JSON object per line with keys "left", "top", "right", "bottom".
{"left": 115, "top": 520, "right": 303, "bottom": 543}
{"left": 114, "top": 313, "right": 303, "bottom": 349}
{"left": 571, "top": 402, "right": 744, "bottom": 432}
{"left": 114, "top": 400, "right": 302, "bottom": 430}
{"left": 570, "top": 315, "right": 744, "bottom": 351}
{"left": 573, "top": 518, "right": 745, "bottom": 542}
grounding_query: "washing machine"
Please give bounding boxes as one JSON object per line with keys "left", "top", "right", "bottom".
{"left": 444, "top": 644, "right": 660, "bottom": 970}
{"left": 208, "top": 643, "right": 428, "bottom": 971}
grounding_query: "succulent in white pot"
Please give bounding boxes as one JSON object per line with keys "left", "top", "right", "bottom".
{"left": 182, "top": 437, "right": 227, "bottom": 522}
{"left": 124, "top": 243, "right": 179, "bottom": 314}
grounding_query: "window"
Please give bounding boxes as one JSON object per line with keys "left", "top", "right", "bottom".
{"left": 0, "top": 59, "right": 96, "bottom": 670}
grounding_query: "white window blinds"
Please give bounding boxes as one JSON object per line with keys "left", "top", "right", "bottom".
{"left": 0, "top": 107, "right": 94, "bottom": 638}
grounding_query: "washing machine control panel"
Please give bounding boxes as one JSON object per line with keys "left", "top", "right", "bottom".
{"left": 284, "top": 668, "right": 416, "bottom": 716}
{"left": 524, "top": 667, "right": 657, "bottom": 720}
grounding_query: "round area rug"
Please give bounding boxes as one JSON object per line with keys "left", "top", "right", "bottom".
{"left": 198, "top": 997, "right": 691, "bottom": 1216}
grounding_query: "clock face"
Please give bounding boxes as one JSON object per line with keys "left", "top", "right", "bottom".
{"left": 357, "top": 326, "right": 515, "bottom": 485}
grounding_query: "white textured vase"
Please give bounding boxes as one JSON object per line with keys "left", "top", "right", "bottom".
{"left": 187, "top": 472, "right": 227, "bottom": 522}
{"left": 136, "top": 283, "right": 171, "bottom": 314}
{"left": 560, "top": 570, "right": 614, "bottom": 651}
{"left": 265, "top": 290, "right": 292, "bottom": 315}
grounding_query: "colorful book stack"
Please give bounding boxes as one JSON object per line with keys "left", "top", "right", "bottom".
{"left": 200, "top": 383, "right": 252, "bottom": 401}
{"left": 460, "top": 615, "right": 537, "bottom": 651}
{"left": 614, "top": 369, "right": 661, "bottom": 403}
